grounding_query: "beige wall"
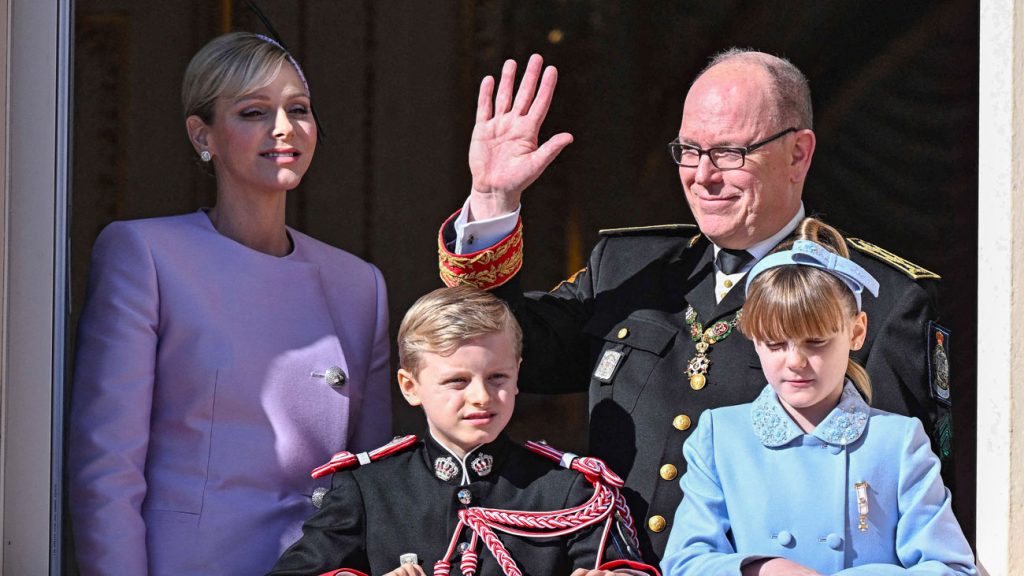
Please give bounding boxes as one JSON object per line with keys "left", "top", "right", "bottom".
{"left": 1, "top": 0, "right": 64, "bottom": 572}
{"left": 976, "top": 0, "right": 1024, "bottom": 573}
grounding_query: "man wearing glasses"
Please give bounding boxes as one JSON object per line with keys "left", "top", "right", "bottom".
{"left": 436, "top": 49, "right": 947, "bottom": 564}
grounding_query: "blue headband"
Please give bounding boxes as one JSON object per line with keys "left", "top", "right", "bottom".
{"left": 745, "top": 240, "right": 880, "bottom": 310}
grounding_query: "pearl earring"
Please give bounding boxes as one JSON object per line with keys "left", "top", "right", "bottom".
{"left": 200, "top": 150, "right": 212, "bottom": 162}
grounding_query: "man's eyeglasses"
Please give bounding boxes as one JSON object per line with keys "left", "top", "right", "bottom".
{"left": 668, "top": 127, "right": 798, "bottom": 170}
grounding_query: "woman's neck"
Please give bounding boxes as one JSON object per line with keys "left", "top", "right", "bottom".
{"left": 208, "top": 189, "right": 290, "bottom": 256}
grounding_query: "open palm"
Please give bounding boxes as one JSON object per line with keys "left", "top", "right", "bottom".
{"left": 468, "top": 54, "right": 573, "bottom": 220}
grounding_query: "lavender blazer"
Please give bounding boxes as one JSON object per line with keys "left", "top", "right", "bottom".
{"left": 69, "top": 211, "right": 392, "bottom": 576}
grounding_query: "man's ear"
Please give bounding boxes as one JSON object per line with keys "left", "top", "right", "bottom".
{"left": 186, "top": 115, "right": 212, "bottom": 155}
{"left": 397, "top": 369, "right": 422, "bottom": 407}
{"left": 789, "top": 128, "right": 816, "bottom": 184}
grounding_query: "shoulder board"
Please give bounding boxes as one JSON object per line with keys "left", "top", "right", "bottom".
{"left": 599, "top": 223, "right": 698, "bottom": 238}
{"left": 845, "top": 237, "right": 940, "bottom": 280}
{"left": 524, "top": 440, "right": 625, "bottom": 487}
{"left": 311, "top": 435, "right": 417, "bottom": 478}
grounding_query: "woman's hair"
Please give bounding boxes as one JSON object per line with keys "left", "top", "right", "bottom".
{"left": 182, "top": 32, "right": 306, "bottom": 123}
{"left": 738, "top": 218, "right": 872, "bottom": 401}
{"left": 398, "top": 286, "right": 523, "bottom": 375}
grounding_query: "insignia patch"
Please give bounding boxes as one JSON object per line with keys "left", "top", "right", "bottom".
{"left": 846, "top": 238, "right": 940, "bottom": 280}
{"left": 470, "top": 453, "right": 493, "bottom": 477}
{"left": 593, "top": 349, "right": 624, "bottom": 383}
{"left": 434, "top": 456, "right": 459, "bottom": 482}
{"left": 927, "top": 322, "right": 951, "bottom": 406}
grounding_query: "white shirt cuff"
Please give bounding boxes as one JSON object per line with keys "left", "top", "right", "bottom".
{"left": 453, "top": 196, "right": 521, "bottom": 254}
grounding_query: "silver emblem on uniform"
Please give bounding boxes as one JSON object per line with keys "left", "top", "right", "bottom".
{"left": 593, "top": 350, "right": 623, "bottom": 381}
{"left": 434, "top": 456, "right": 459, "bottom": 482}
{"left": 400, "top": 553, "right": 418, "bottom": 565}
{"left": 470, "top": 453, "right": 493, "bottom": 477}
{"left": 311, "top": 486, "right": 329, "bottom": 509}
{"left": 457, "top": 488, "right": 473, "bottom": 505}
{"left": 311, "top": 365, "right": 347, "bottom": 388}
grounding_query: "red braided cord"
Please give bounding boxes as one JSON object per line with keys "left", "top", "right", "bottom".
{"left": 434, "top": 442, "right": 642, "bottom": 576}
{"left": 460, "top": 510, "right": 523, "bottom": 576}
{"left": 614, "top": 492, "right": 639, "bottom": 545}
{"left": 459, "top": 549, "right": 478, "bottom": 576}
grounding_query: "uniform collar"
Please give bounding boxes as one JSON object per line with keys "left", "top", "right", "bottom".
{"left": 751, "top": 380, "right": 870, "bottom": 447}
{"left": 423, "top": 432, "right": 511, "bottom": 486}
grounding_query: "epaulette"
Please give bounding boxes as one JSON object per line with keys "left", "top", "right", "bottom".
{"left": 311, "top": 435, "right": 417, "bottom": 478}
{"left": 598, "top": 223, "right": 698, "bottom": 238}
{"left": 846, "top": 237, "right": 940, "bottom": 280}
{"left": 524, "top": 440, "right": 625, "bottom": 488}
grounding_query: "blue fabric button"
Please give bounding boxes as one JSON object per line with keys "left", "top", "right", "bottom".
{"left": 826, "top": 533, "right": 844, "bottom": 550}
{"left": 776, "top": 530, "right": 793, "bottom": 546}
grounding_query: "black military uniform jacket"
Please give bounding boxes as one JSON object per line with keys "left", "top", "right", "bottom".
{"left": 470, "top": 226, "right": 942, "bottom": 563}
{"left": 269, "top": 434, "right": 632, "bottom": 575}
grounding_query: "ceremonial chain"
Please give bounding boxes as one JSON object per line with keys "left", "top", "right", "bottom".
{"left": 684, "top": 305, "right": 742, "bottom": 391}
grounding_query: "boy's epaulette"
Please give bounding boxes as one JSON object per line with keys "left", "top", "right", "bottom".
{"left": 845, "top": 237, "right": 940, "bottom": 280}
{"left": 598, "top": 223, "right": 698, "bottom": 238}
{"left": 524, "top": 440, "right": 625, "bottom": 487}
{"left": 311, "top": 435, "right": 417, "bottom": 478}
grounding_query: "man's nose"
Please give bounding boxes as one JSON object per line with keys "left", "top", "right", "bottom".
{"left": 693, "top": 153, "right": 720, "bottom": 184}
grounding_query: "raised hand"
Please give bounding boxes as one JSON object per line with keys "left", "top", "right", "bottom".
{"left": 468, "top": 54, "right": 574, "bottom": 221}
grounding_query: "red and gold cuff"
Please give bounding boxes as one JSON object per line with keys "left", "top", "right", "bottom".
{"left": 438, "top": 210, "right": 523, "bottom": 290}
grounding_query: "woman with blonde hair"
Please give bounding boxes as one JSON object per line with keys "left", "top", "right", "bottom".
{"left": 69, "top": 32, "right": 391, "bottom": 575}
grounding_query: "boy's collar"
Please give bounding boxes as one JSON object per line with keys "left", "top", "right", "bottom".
{"left": 751, "top": 380, "right": 870, "bottom": 447}
{"left": 423, "top": 432, "right": 512, "bottom": 485}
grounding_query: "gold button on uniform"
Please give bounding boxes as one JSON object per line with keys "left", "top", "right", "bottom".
{"left": 723, "top": 279, "right": 734, "bottom": 288}
{"left": 660, "top": 464, "right": 678, "bottom": 481}
{"left": 648, "top": 515, "right": 667, "bottom": 533}
{"left": 673, "top": 414, "right": 692, "bottom": 431}
{"left": 617, "top": 327, "right": 629, "bottom": 339}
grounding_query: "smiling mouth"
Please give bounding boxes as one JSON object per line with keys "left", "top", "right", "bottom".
{"left": 262, "top": 151, "right": 299, "bottom": 158}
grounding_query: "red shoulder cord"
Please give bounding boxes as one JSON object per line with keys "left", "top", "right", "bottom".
{"left": 431, "top": 441, "right": 649, "bottom": 576}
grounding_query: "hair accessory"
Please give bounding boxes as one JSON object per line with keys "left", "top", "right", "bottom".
{"left": 745, "top": 240, "right": 880, "bottom": 310}
{"left": 199, "top": 150, "right": 212, "bottom": 162}
{"left": 245, "top": 0, "right": 326, "bottom": 142}
{"left": 253, "top": 33, "right": 311, "bottom": 96}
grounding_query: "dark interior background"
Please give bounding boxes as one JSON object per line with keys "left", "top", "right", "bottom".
{"left": 67, "top": 0, "right": 979, "bottom": 569}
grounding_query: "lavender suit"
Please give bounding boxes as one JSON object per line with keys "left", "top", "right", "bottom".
{"left": 69, "top": 211, "right": 392, "bottom": 576}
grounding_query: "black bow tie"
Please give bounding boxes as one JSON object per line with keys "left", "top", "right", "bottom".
{"left": 715, "top": 248, "right": 754, "bottom": 275}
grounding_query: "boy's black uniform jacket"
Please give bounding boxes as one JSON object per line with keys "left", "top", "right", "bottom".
{"left": 269, "top": 434, "right": 634, "bottom": 575}
{"left": 454, "top": 225, "right": 944, "bottom": 563}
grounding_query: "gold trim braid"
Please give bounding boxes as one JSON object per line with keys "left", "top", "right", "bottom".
{"left": 846, "top": 237, "right": 940, "bottom": 280}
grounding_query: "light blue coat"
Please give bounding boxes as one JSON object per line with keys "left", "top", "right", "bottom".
{"left": 661, "top": 382, "right": 976, "bottom": 575}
